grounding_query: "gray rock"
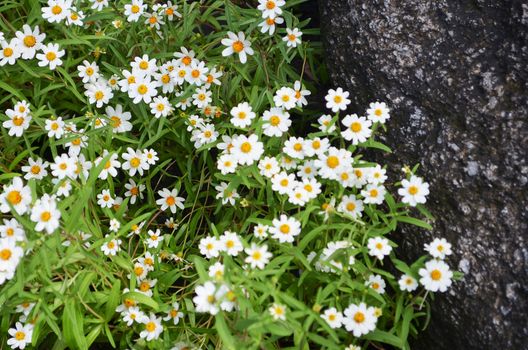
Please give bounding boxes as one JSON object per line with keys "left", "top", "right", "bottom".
{"left": 318, "top": 0, "right": 528, "bottom": 349}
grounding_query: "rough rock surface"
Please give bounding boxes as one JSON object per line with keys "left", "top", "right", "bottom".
{"left": 318, "top": 1, "right": 528, "bottom": 349}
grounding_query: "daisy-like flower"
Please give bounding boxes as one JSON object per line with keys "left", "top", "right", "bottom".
{"left": 145, "top": 229, "right": 164, "bottom": 249}
{"left": 341, "top": 114, "right": 372, "bottom": 145}
{"left": 220, "top": 231, "right": 243, "bottom": 256}
{"left": 45, "top": 117, "right": 65, "bottom": 138}
{"left": 144, "top": 149, "right": 158, "bottom": 165}
{"left": 193, "top": 281, "right": 226, "bottom": 315}
{"left": 258, "top": 0, "right": 285, "bottom": 18}
{"left": 0, "top": 39, "right": 21, "bottom": 66}
{"left": 21, "top": 157, "right": 47, "bottom": 181}
{"left": 15, "top": 25, "right": 45, "bottom": 59}
{"left": 85, "top": 81, "right": 113, "bottom": 108}
{"left": 244, "top": 243, "right": 272, "bottom": 269}
{"left": 367, "top": 164, "right": 387, "bottom": 184}
{"left": 398, "top": 274, "right": 419, "bottom": 292}
{"left": 204, "top": 66, "right": 222, "bottom": 88}
{"left": 131, "top": 54, "right": 158, "bottom": 77}
{"left": 293, "top": 80, "right": 311, "bottom": 107}
{"left": 208, "top": 261, "right": 225, "bottom": 280}
{"left": 258, "top": 156, "right": 280, "bottom": 178}
{"left": 283, "top": 28, "right": 302, "bottom": 48}
{"left": 253, "top": 224, "right": 269, "bottom": 239}
{"left": 163, "top": 302, "right": 184, "bottom": 325}
{"left": 0, "top": 238, "right": 24, "bottom": 277}
{"left": 124, "top": 0, "right": 146, "bottom": 22}
{"left": 321, "top": 307, "right": 343, "bottom": 329}
{"left": 314, "top": 147, "right": 351, "bottom": 180}
{"left": 317, "top": 114, "right": 336, "bottom": 133}
{"left": 96, "top": 151, "right": 121, "bottom": 180}
{"left": 3, "top": 109, "right": 32, "bottom": 137}
{"left": 367, "top": 101, "right": 390, "bottom": 124}
{"left": 419, "top": 260, "right": 453, "bottom": 292}
{"left": 221, "top": 31, "right": 254, "bottom": 64}
{"left": 270, "top": 214, "right": 301, "bottom": 243}
{"left": 325, "top": 87, "right": 351, "bottom": 113}
{"left": 149, "top": 96, "right": 173, "bottom": 118}
{"left": 191, "top": 123, "right": 218, "bottom": 148}
{"left": 124, "top": 179, "right": 145, "bottom": 204}
{"left": 283, "top": 136, "right": 306, "bottom": 160}
{"left": 191, "top": 87, "right": 212, "bottom": 109}
{"left": 122, "top": 306, "right": 148, "bottom": 326}
{"left": 366, "top": 274, "right": 386, "bottom": 294}
{"left": 66, "top": 9, "right": 85, "bottom": 26}
{"left": 144, "top": 12, "right": 165, "bottom": 30}
{"left": 343, "top": 304, "right": 378, "bottom": 338}
{"left": 101, "top": 236, "right": 121, "bottom": 256}
{"left": 7, "top": 322, "right": 33, "bottom": 350}
{"left": 262, "top": 107, "right": 291, "bottom": 137}
{"left": 186, "top": 60, "right": 208, "bottom": 86}
{"left": 271, "top": 171, "right": 296, "bottom": 195}
{"left": 273, "top": 87, "right": 297, "bottom": 110}
{"left": 230, "top": 102, "right": 255, "bottom": 128}
{"left": 361, "top": 184, "right": 386, "bottom": 205}
{"left": 337, "top": 195, "right": 364, "bottom": 219}
{"left": 42, "top": 0, "right": 72, "bottom": 23}
{"left": 106, "top": 104, "right": 133, "bottom": 133}
{"left": 367, "top": 237, "right": 392, "bottom": 260}
{"left": 140, "top": 314, "right": 163, "bottom": 341}
{"left": 258, "top": 16, "right": 284, "bottom": 35}
{"left": 199, "top": 236, "right": 220, "bottom": 259}
{"left": 77, "top": 60, "right": 99, "bottom": 83}
{"left": 269, "top": 303, "right": 287, "bottom": 321}
{"left": 0, "top": 177, "right": 32, "bottom": 215}
{"left": 156, "top": 188, "right": 184, "bottom": 213}
{"left": 215, "top": 182, "right": 240, "bottom": 205}
{"left": 129, "top": 76, "right": 159, "bottom": 104}
{"left": 97, "top": 189, "right": 114, "bottom": 208}
{"left": 424, "top": 237, "right": 452, "bottom": 260}
{"left": 162, "top": 1, "right": 181, "bottom": 20}
{"left": 217, "top": 153, "right": 237, "bottom": 175}
{"left": 398, "top": 175, "right": 430, "bottom": 206}
{"left": 0, "top": 218, "right": 25, "bottom": 242}
{"left": 13, "top": 101, "right": 30, "bottom": 116}
{"left": 231, "top": 134, "right": 264, "bottom": 166}
{"left": 30, "top": 194, "right": 61, "bottom": 234}
{"left": 121, "top": 148, "right": 149, "bottom": 176}
{"left": 89, "top": 0, "right": 109, "bottom": 11}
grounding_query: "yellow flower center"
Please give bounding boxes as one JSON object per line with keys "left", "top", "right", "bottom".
{"left": 59, "top": 163, "right": 67, "bottom": 170}
{"left": 266, "top": 17, "right": 275, "bottom": 25}
{"left": 270, "top": 115, "right": 280, "bottom": 126}
{"left": 7, "top": 191, "right": 22, "bottom": 205}
{"left": 3, "top": 47, "right": 13, "bottom": 57}
{"left": 431, "top": 269, "right": 442, "bottom": 281}
{"left": 161, "top": 74, "right": 170, "bottom": 83}
{"left": 375, "top": 108, "right": 383, "bottom": 116}
{"left": 293, "top": 143, "right": 303, "bottom": 151}
{"left": 134, "top": 266, "right": 144, "bottom": 276}
{"left": 232, "top": 41, "right": 244, "bottom": 53}
{"left": 13, "top": 116, "right": 24, "bottom": 126}
{"left": 0, "top": 249, "right": 12, "bottom": 260}
{"left": 145, "top": 321, "right": 156, "bottom": 332}
{"left": 6, "top": 228, "right": 14, "bottom": 236}
{"left": 408, "top": 185, "right": 418, "bottom": 195}
{"left": 137, "top": 84, "right": 148, "bottom": 95}
{"left": 182, "top": 56, "right": 192, "bottom": 66}
{"left": 353, "top": 311, "right": 365, "bottom": 323}
{"left": 328, "top": 314, "right": 336, "bottom": 321}
{"left": 46, "top": 51, "right": 57, "bottom": 61}
{"left": 346, "top": 202, "right": 356, "bottom": 211}
{"left": 266, "top": 1, "right": 275, "bottom": 9}
{"left": 40, "top": 211, "right": 51, "bottom": 222}
{"left": 333, "top": 95, "right": 342, "bottom": 103}
{"left": 351, "top": 122, "right": 362, "bottom": 132}
{"left": 94, "top": 91, "right": 104, "bottom": 100}
{"left": 23, "top": 35, "right": 36, "bottom": 48}
{"left": 240, "top": 142, "right": 252, "bottom": 153}
{"left": 252, "top": 251, "right": 261, "bottom": 260}
{"left": 279, "top": 224, "right": 290, "bottom": 234}
{"left": 52, "top": 5, "right": 62, "bottom": 14}
{"left": 370, "top": 189, "right": 379, "bottom": 197}
{"left": 288, "top": 34, "right": 297, "bottom": 41}
{"left": 15, "top": 331, "right": 25, "bottom": 341}
{"left": 86, "top": 67, "right": 94, "bottom": 76}
{"left": 166, "top": 196, "right": 176, "bottom": 206}
{"left": 131, "top": 4, "right": 140, "bottom": 13}
{"left": 139, "top": 60, "right": 148, "bottom": 70}
{"left": 326, "top": 156, "right": 339, "bottom": 169}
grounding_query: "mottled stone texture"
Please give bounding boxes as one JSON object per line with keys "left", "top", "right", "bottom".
{"left": 319, "top": 0, "right": 527, "bottom": 349}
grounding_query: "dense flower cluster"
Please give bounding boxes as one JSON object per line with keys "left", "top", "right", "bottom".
{"left": 0, "top": 0, "right": 458, "bottom": 349}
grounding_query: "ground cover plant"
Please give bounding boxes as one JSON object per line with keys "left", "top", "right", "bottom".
{"left": 0, "top": 0, "right": 460, "bottom": 349}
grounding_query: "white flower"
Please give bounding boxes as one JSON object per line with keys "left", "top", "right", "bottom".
{"left": 3, "top": 109, "right": 31, "bottom": 137}
{"left": 101, "top": 236, "right": 121, "bottom": 256}
{"left": 139, "top": 314, "right": 163, "bottom": 341}
{"left": 325, "top": 88, "right": 350, "bottom": 113}
{"left": 7, "top": 322, "right": 33, "bottom": 349}
{"left": 283, "top": 28, "right": 302, "bottom": 48}
{"left": 258, "top": 16, "right": 284, "bottom": 35}
{"left": 221, "top": 31, "right": 254, "bottom": 64}
{"left": 42, "top": 0, "right": 72, "bottom": 23}
{"left": 191, "top": 87, "right": 212, "bottom": 109}
{"left": 0, "top": 218, "right": 25, "bottom": 242}
{"left": 124, "top": 0, "right": 146, "bottom": 22}
{"left": 398, "top": 274, "right": 418, "bottom": 292}
{"left": 321, "top": 307, "right": 343, "bottom": 329}
{"left": 149, "top": 96, "right": 173, "bottom": 118}
{"left": 0, "top": 39, "right": 21, "bottom": 66}
{"left": 15, "top": 25, "right": 45, "bottom": 60}
{"left": 398, "top": 175, "right": 430, "bottom": 206}
{"left": 45, "top": 117, "right": 65, "bottom": 138}
{"left": 283, "top": 136, "right": 306, "bottom": 159}
{"left": 244, "top": 243, "right": 272, "bottom": 269}
{"left": 89, "top": 0, "right": 109, "bottom": 11}
{"left": 366, "top": 274, "right": 386, "bottom": 294}
{"left": 193, "top": 281, "right": 227, "bottom": 315}
{"left": 419, "top": 260, "right": 453, "bottom": 292}
{"left": 199, "top": 236, "right": 220, "bottom": 259}
{"left": 0, "top": 238, "right": 24, "bottom": 280}
{"left": 97, "top": 189, "right": 114, "bottom": 209}
{"left": 262, "top": 107, "right": 291, "bottom": 137}
{"left": 270, "top": 214, "right": 301, "bottom": 244}
{"left": 361, "top": 184, "right": 386, "bottom": 205}
{"left": 85, "top": 81, "right": 113, "bottom": 108}
{"left": 271, "top": 171, "right": 297, "bottom": 195}
{"left": 163, "top": 302, "right": 184, "bottom": 325}
{"left": 269, "top": 303, "right": 287, "bottom": 321}
{"left": 131, "top": 54, "right": 158, "bottom": 77}
{"left": 293, "top": 80, "right": 311, "bottom": 107}
{"left": 273, "top": 87, "right": 297, "bottom": 110}
{"left": 124, "top": 179, "right": 145, "bottom": 204}
{"left": 367, "top": 165, "right": 387, "bottom": 184}
{"left": 122, "top": 306, "right": 148, "bottom": 326}
{"left": 220, "top": 231, "right": 243, "bottom": 256}
{"left": 121, "top": 148, "right": 149, "bottom": 176}
{"left": 66, "top": 10, "right": 85, "bottom": 26}
{"left": 96, "top": 151, "right": 121, "bottom": 180}
{"left": 230, "top": 102, "right": 255, "bottom": 128}
{"left": 257, "top": 0, "right": 285, "bottom": 18}
{"left": 144, "top": 148, "right": 158, "bottom": 165}
{"left": 215, "top": 182, "right": 240, "bottom": 206}
{"left": 128, "top": 76, "right": 160, "bottom": 104}
{"left": 217, "top": 153, "right": 237, "bottom": 175}
{"left": 367, "top": 237, "right": 392, "bottom": 260}
{"left": 106, "top": 104, "right": 133, "bottom": 133}
{"left": 109, "top": 219, "right": 120, "bottom": 233}
{"left": 341, "top": 114, "right": 372, "bottom": 145}
{"left": 186, "top": 60, "right": 208, "bottom": 86}
{"left": 367, "top": 101, "right": 390, "bottom": 124}
{"left": 208, "top": 261, "right": 225, "bottom": 280}
{"left": 342, "top": 302, "right": 377, "bottom": 337}
{"left": 145, "top": 229, "right": 164, "bottom": 248}
{"left": 77, "top": 60, "right": 99, "bottom": 83}
{"left": 231, "top": 134, "right": 264, "bottom": 166}
{"left": 156, "top": 188, "right": 185, "bottom": 213}
{"left": 253, "top": 224, "right": 269, "bottom": 239}
{"left": 162, "top": 1, "right": 181, "bottom": 20}
{"left": 36, "top": 42, "right": 65, "bottom": 70}
{"left": 424, "top": 238, "right": 452, "bottom": 260}
{"left": 0, "top": 177, "right": 32, "bottom": 215}
{"left": 30, "top": 194, "right": 61, "bottom": 234}
{"left": 258, "top": 156, "right": 280, "bottom": 178}
{"left": 337, "top": 195, "right": 363, "bottom": 219}
{"left": 318, "top": 114, "right": 336, "bottom": 133}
